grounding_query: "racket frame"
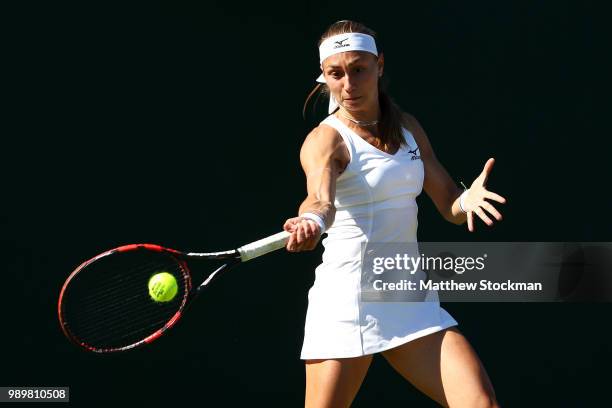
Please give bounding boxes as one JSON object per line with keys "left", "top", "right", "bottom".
{"left": 58, "top": 231, "right": 290, "bottom": 353}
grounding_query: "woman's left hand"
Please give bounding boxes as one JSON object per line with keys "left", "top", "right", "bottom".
{"left": 462, "top": 158, "right": 507, "bottom": 232}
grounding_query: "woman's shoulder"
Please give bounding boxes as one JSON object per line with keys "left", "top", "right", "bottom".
{"left": 400, "top": 111, "right": 419, "bottom": 131}
{"left": 303, "top": 122, "right": 344, "bottom": 148}
{"left": 400, "top": 112, "right": 433, "bottom": 157}
{"left": 301, "top": 123, "right": 350, "bottom": 165}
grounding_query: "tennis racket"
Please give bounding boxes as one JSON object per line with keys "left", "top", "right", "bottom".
{"left": 58, "top": 231, "right": 290, "bottom": 353}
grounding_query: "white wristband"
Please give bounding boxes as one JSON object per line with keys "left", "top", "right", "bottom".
{"left": 459, "top": 190, "right": 470, "bottom": 213}
{"left": 300, "top": 212, "right": 326, "bottom": 234}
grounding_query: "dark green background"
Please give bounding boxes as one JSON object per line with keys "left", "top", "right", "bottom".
{"left": 4, "top": 0, "right": 610, "bottom": 406}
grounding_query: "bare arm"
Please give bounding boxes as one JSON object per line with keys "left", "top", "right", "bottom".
{"left": 403, "top": 113, "right": 467, "bottom": 225}
{"left": 403, "top": 113, "right": 507, "bottom": 231}
{"left": 284, "top": 125, "right": 349, "bottom": 252}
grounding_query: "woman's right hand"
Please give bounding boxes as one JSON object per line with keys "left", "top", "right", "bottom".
{"left": 285, "top": 124, "right": 346, "bottom": 253}
{"left": 283, "top": 217, "right": 321, "bottom": 252}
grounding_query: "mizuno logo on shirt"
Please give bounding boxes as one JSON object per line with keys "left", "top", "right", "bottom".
{"left": 409, "top": 146, "right": 421, "bottom": 161}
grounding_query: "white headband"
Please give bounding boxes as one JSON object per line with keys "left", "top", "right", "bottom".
{"left": 316, "top": 33, "right": 379, "bottom": 114}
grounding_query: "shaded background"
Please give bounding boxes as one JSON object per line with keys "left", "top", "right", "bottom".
{"left": 4, "top": 0, "right": 611, "bottom": 406}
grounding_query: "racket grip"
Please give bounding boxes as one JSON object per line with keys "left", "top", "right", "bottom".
{"left": 238, "top": 231, "right": 291, "bottom": 262}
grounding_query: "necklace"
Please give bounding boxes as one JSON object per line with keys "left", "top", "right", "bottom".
{"left": 339, "top": 111, "right": 379, "bottom": 127}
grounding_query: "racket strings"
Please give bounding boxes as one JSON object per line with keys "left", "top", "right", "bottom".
{"left": 67, "top": 260, "right": 172, "bottom": 319}
{"left": 72, "top": 296, "right": 182, "bottom": 343}
{"left": 74, "top": 259, "right": 163, "bottom": 307}
{"left": 70, "top": 297, "right": 171, "bottom": 341}
{"left": 81, "top": 316, "right": 172, "bottom": 346}
{"left": 65, "top": 259, "right": 179, "bottom": 323}
{"left": 60, "top": 250, "right": 190, "bottom": 351}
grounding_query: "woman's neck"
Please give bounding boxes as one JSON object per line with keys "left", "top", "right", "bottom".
{"left": 337, "top": 106, "right": 381, "bottom": 127}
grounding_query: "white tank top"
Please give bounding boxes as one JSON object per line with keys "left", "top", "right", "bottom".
{"left": 320, "top": 114, "right": 424, "bottom": 258}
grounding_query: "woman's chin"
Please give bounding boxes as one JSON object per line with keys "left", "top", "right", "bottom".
{"left": 341, "top": 101, "right": 365, "bottom": 112}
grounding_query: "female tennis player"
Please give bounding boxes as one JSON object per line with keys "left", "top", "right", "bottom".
{"left": 283, "top": 20, "right": 505, "bottom": 407}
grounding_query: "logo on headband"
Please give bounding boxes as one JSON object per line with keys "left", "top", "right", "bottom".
{"left": 333, "top": 38, "right": 350, "bottom": 49}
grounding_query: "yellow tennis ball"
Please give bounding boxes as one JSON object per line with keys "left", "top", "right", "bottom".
{"left": 148, "top": 272, "right": 178, "bottom": 302}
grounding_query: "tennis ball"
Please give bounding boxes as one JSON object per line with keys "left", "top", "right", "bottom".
{"left": 148, "top": 272, "right": 178, "bottom": 302}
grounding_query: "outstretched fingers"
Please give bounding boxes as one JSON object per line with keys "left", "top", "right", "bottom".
{"left": 473, "top": 206, "right": 493, "bottom": 226}
{"left": 479, "top": 158, "right": 496, "bottom": 186}
{"left": 479, "top": 201, "right": 503, "bottom": 221}
{"left": 467, "top": 211, "right": 474, "bottom": 232}
{"left": 485, "top": 191, "right": 507, "bottom": 204}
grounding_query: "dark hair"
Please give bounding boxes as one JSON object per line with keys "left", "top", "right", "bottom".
{"left": 303, "top": 20, "right": 407, "bottom": 148}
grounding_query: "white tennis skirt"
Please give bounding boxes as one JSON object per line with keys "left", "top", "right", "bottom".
{"left": 300, "top": 258, "right": 458, "bottom": 360}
